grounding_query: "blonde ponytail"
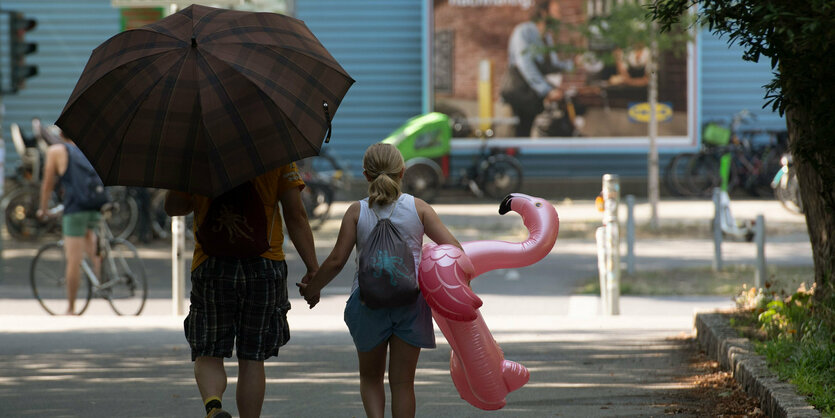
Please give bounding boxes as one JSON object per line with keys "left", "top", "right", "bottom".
{"left": 363, "top": 143, "right": 405, "bottom": 207}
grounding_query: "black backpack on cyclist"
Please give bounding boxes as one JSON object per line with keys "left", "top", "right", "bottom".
{"left": 65, "top": 143, "right": 109, "bottom": 211}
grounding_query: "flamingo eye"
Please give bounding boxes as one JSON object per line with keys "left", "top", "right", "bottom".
{"left": 535, "top": 202, "right": 542, "bottom": 207}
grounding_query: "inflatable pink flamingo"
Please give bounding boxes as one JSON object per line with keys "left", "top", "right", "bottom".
{"left": 419, "top": 193, "right": 559, "bottom": 410}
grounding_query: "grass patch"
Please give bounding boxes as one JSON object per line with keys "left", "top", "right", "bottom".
{"left": 731, "top": 283, "right": 835, "bottom": 417}
{"left": 575, "top": 264, "right": 814, "bottom": 296}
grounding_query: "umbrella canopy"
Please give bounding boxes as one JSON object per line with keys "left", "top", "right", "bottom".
{"left": 56, "top": 4, "right": 354, "bottom": 197}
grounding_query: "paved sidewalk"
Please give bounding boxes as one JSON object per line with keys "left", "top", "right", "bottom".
{"left": 0, "top": 198, "right": 812, "bottom": 417}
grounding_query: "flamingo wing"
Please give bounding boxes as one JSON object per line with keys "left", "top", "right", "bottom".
{"left": 419, "top": 243, "right": 482, "bottom": 321}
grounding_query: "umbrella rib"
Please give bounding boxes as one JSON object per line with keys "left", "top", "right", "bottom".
{"left": 105, "top": 53, "right": 191, "bottom": 185}
{"left": 200, "top": 25, "right": 351, "bottom": 78}
{"left": 213, "top": 59, "right": 325, "bottom": 151}
{"left": 68, "top": 52, "right": 183, "bottom": 177}
{"left": 201, "top": 43, "right": 347, "bottom": 107}
{"left": 195, "top": 52, "right": 267, "bottom": 189}
{"left": 70, "top": 38, "right": 185, "bottom": 108}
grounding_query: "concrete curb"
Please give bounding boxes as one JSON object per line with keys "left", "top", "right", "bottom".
{"left": 695, "top": 312, "right": 821, "bottom": 418}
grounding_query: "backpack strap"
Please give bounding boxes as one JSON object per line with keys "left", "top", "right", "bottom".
{"left": 368, "top": 197, "right": 399, "bottom": 221}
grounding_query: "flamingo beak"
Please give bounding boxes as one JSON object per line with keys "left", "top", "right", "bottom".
{"left": 499, "top": 194, "right": 515, "bottom": 215}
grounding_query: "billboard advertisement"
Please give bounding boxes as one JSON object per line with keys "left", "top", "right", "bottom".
{"left": 432, "top": 0, "right": 695, "bottom": 147}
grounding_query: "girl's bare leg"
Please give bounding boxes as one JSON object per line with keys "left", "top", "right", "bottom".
{"left": 388, "top": 336, "right": 420, "bottom": 418}
{"left": 357, "top": 340, "right": 388, "bottom": 418}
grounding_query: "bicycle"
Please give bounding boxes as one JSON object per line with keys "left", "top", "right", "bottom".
{"left": 2, "top": 184, "right": 63, "bottom": 240}
{"left": 30, "top": 204, "right": 148, "bottom": 315}
{"left": 297, "top": 147, "right": 352, "bottom": 229}
{"left": 2, "top": 122, "right": 62, "bottom": 240}
{"left": 664, "top": 111, "right": 785, "bottom": 198}
{"left": 771, "top": 153, "right": 803, "bottom": 214}
{"left": 105, "top": 186, "right": 140, "bottom": 240}
{"left": 385, "top": 112, "right": 523, "bottom": 203}
{"left": 149, "top": 188, "right": 194, "bottom": 240}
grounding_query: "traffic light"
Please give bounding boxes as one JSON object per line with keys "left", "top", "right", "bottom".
{"left": 8, "top": 11, "right": 38, "bottom": 93}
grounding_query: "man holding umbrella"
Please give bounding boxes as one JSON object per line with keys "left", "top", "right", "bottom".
{"left": 165, "top": 163, "right": 318, "bottom": 418}
{"left": 54, "top": 5, "right": 354, "bottom": 417}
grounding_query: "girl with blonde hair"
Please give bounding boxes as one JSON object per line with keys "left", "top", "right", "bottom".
{"left": 298, "top": 143, "right": 461, "bottom": 418}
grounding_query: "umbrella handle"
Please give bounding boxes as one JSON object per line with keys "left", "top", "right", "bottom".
{"left": 323, "top": 101, "right": 332, "bottom": 143}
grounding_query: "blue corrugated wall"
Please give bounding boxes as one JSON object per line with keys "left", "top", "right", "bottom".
{"left": 0, "top": 2, "right": 788, "bottom": 184}
{"left": 296, "top": 0, "right": 424, "bottom": 171}
{"left": 1, "top": 1, "right": 121, "bottom": 176}
{"left": 699, "top": 30, "right": 786, "bottom": 133}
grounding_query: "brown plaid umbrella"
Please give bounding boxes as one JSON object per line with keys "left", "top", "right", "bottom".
{"left": 56, "top": 4, "right": 354, "bottom": 197}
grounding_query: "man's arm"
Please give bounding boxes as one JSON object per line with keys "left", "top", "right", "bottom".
{"left": 163, "top": 190, "right": 194, "bottom": 216}
{"left": 510, "top": 23, "right": 553, "bottom": 97}
{"left": 280, "top": 187, "right": 319, "bottom": 280}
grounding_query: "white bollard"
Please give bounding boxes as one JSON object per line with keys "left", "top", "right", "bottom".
{"left": 596, "top": 226, "right": 608, "bottom": 312}
{"left": 171, "top": 216, "right": 186, "bottom": 316}
{"left": 601, "top": 174, "right": 620, "bottom": 315}
{"left": 626, "top": 194, "right": 635, "bottom": 276}
{"left": 754, "top": 214, "right": 766, "bottom": 289}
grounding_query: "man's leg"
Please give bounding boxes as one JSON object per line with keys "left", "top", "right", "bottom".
{"left": 236, "top": 359, "right": 265, "bottom": 418}
{"left": 62, "top": 236, "right": 86, "bottom": 315}
{"left": 388, "top": 336, "right": 420, "bottom": 418}
{"left": 194, "top": 356, "right": 227, "bottom": 405}
{"left": 358, "top": 341, "right": 389, "bottom": 418}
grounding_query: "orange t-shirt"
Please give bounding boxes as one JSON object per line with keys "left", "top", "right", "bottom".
{"left": 190, "top": 163, "right": 304, "bottom": 270}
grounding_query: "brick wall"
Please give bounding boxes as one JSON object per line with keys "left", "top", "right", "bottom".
{"left": 434, "top": 0, "right": 586, "bottom": 101}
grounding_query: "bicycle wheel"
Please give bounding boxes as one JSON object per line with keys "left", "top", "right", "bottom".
{"left": 478, "top": 154, "right": 523, "bottom": 200}
{"left": 402, "top": 159, "right": 443, "bottom": 203}
{"left": 664, "top": 153, "right": 695, "bottom": 197}
{"left": 150, "top": 190, "right": 194, "bottom": 240}
{"left": 301, "top": 181, "right": 334, "bottom": 230}
{"left": 775, "top": 171, "right": 803, "bottom": 214}
{"left": 685, "top": 153, "right": 721, "bottom": 197}
{"left": 30, "top": 242, "right": 92, "bottom": 315}
{"left": 3, "top": 186, "right": 52, "bottom": 240}
{"left": 101, "top": 239, "right": 147, "bottom": 315}
{"left": 106, "top": 186, "right": 139, "bottom": 240}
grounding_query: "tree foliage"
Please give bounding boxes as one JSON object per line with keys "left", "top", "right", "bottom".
{"left": 650, "top": 0, "right": 835, "bottom": 300}
{"left": 586, "top": 2, "right": 690, "bottom": 52}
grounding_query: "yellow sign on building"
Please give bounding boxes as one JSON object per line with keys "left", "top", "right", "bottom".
{"left": 627, "top": 102, "right": 673, "bottom": 123}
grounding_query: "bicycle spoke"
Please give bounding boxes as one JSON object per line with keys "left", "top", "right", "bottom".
{"left": 479, "top": 155, "right": 523, "bottom": 200}
{"left": 30, "top": 242, "right": 92, "bottom": 315}
{"left": 103, "top": 240, "right": 148, "bottom": 316}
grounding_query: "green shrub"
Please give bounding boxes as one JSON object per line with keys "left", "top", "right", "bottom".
{"left": 735, "top": 283, "right": 835, "bottom": 416}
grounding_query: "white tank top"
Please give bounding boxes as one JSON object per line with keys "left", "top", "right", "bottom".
{"left": 352, "top": 193, "right": 423, "bottom": 293}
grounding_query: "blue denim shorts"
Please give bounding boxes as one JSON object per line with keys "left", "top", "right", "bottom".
{"left": 344, "top": 288, "right": 436, "bottom": 352}
{"left": 185, "top": 257, "right": 290, "bottom": 361}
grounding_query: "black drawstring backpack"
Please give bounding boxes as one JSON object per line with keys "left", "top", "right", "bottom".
{"left": 357, "top": 200, "right": 419, "bottom": 309}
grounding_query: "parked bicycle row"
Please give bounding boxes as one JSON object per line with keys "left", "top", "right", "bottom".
{"left": 663, "top": 110, "right": 789, "bottom": 201}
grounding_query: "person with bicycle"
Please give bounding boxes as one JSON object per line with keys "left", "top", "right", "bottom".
{"left": 501, "top": 0, "right": 579, "bottom": 137}
{"left": 36, "top": 129, "right": 107, "bottom": 315}
{"left": 164, "top": 163, "right": 319, "bottom": 418}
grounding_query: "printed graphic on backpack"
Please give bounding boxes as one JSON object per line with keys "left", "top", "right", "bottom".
{"left": 370, "top": 248, "right": 409, "bottom": 286}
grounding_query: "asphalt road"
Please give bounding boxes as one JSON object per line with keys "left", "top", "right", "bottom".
{"left": 0, "top": 198, "right": 813, "bottom": 417}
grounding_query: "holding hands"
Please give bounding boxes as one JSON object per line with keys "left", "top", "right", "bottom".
{"left": 296, "top": 270, "right": 320, "bottom": 309}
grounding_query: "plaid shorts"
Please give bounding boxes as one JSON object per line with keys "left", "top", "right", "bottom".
{"left": 185, "top": 257, "right": 290, "bottom": 361}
